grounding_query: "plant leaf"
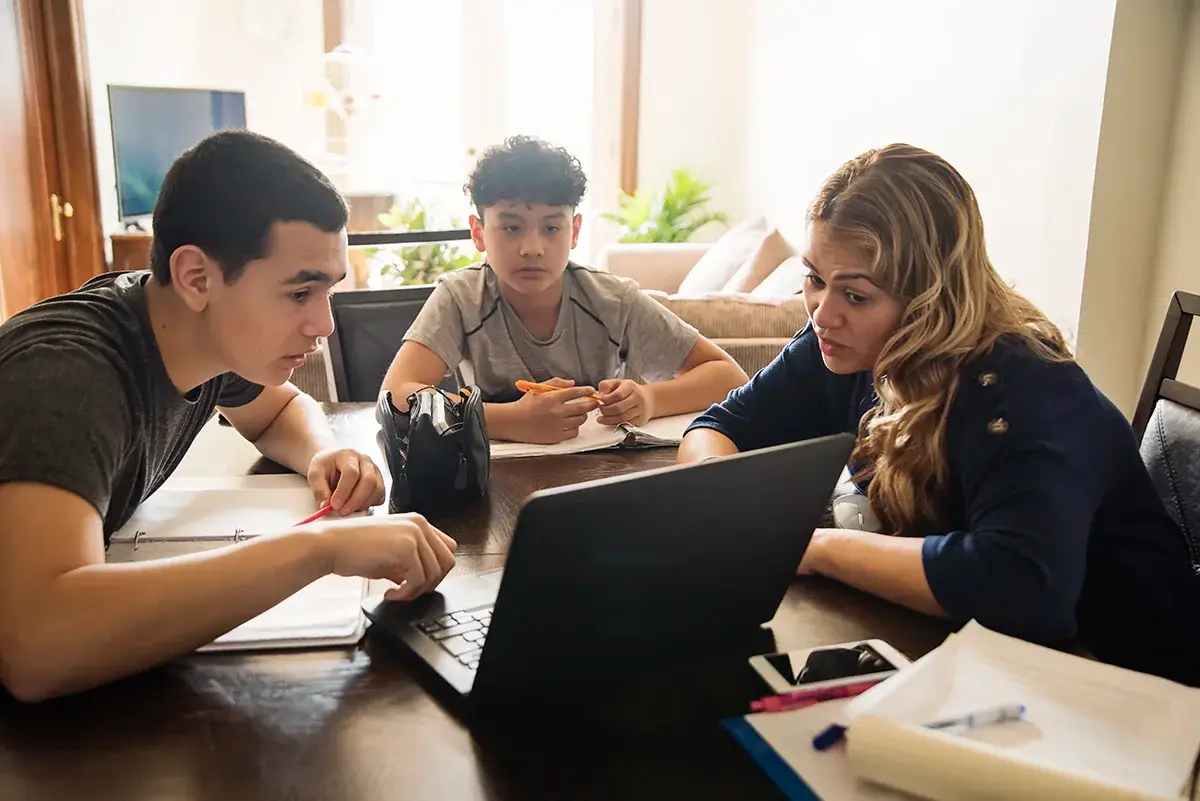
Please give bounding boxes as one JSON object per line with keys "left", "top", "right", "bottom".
{"left": 601, "top": 168, "right": 728, "bottom": 244}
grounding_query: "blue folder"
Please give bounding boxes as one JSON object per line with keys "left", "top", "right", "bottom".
{"left": 722, "top": 716, "right": 821, "bottom": 801}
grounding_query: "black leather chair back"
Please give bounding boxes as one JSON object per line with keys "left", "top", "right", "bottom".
{"left": 1133, "top": 291, "right": 1200, "bottom": 572}
{"left": 326, "top": 286, "right": 458, "bottom": 402}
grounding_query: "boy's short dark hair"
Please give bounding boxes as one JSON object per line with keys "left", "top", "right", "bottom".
{"left": 465, "top": 135, "right": 588, "bottom": 218}
{"left": 149, "top": 130, "right": 348, "bottom": 284}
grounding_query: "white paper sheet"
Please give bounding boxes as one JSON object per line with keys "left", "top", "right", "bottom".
{"left": 741, "top": 622, "right": 1200, "bottom": 800}
{"left": 111, "top": 475, "right": 363, "bottom": 542}
{"left": 200, "top": 574, "right": 367, "bottom": 652}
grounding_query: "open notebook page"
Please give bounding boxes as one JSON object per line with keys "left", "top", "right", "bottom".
{"left": 111, "top": 475, "right": 364, "bottom": 542}
{"left": 626, "top": 411, "right": 700, "bottom": 445}
{"left": 199, "top": 574, "right": 367, "bottom": 652}
{"left": 490, "top": 412, "right": 626, "bottom": 459}
{"left": 489, "top": 411, "right": 700, "bottom": 459}
{"left": 109, "top": 475, "right": 367, "bottom": 652}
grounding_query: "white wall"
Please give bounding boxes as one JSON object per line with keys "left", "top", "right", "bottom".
{"left": 741, "top": 0, "right": 1117, "bottom": 345}
{"left": 1146, "top": 1, "right": 1200, "bottom": 387}
{"left": 82, "top": 0, "right": 326, "bottom": 235}
{"left": 636, "top": 0, "right": 751, "bottom": 237}
{"left": 1076, "top": 0, "right": 1189, "bottom": 415}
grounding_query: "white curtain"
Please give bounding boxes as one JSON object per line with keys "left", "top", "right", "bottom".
{"left": 352, "top": 0, "right": 622, "bottom": 263}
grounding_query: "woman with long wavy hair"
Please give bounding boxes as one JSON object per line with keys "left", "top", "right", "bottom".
{"left": 679, "top": 144, "right": 1199, "bottom": 684}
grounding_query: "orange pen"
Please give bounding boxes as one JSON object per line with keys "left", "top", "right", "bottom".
{"left": 515, "top": 379, "right": 601, "bottom": 399}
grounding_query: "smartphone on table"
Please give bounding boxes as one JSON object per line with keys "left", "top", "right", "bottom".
{"left": 748, "top": 639, "right": 910, "bottom": 695}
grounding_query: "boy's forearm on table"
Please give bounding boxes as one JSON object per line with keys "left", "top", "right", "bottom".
{"left": 483, "top": 402, "right": 515, "bottom": 440}
{"left": 5, "top": 529, "right": 331, "bottom": 701}
{"left": 648, "top": 360, "right": 746, "bottom": 418}
{"left": 252, "top": 394, "right": 337, "bottom": 472}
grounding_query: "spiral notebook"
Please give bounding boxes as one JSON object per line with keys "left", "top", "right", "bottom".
{"left": 110, "top": 475, "right": 369, "bottom": 653}
{"left": 110, "top": 475, "right": 365, "bottom": 545}
{"left": 489, "top": 410, "right": 699, "bottom": 459}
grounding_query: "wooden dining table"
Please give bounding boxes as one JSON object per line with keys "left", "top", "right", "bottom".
{"left": 0, "top": 404, "right": 955, "bottom": 801}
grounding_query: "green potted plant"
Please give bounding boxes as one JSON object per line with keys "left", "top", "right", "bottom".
{"left": 601, "top": 169, "right": 730, "bottom": 243}
{"left": 370, "top": 198, "right": 477, "bottom": 286}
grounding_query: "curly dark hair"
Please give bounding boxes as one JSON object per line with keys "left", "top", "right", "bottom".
{"left": 464, "top": 135, "right": 588, "bottom": 218}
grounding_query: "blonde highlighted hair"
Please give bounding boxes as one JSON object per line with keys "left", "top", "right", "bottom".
{"left": 808, "top": 144, "right": 1069, "bottom": 535}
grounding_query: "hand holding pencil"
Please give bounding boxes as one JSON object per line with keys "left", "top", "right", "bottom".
{"left": 505, "top": 377, "right": 600, "bottom": 444}
{"left": 515, "top": 379, "right": 601, "bottom": 400}
{"left": 306, "top": 447, "right": 387, "bottom": 517}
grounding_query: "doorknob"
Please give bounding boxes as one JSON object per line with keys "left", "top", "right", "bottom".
{"left": 50, "top": 193, "right": 74, "bottom": 242}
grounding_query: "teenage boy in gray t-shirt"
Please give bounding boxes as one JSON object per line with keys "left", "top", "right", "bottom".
{"left": 0, "top": 132, "right": 455, "bottom": 702}
{"left": 381, "top": 136, "right": 748, "bottom": 445}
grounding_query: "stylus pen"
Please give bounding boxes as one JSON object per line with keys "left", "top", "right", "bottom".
{"left": 924, "top": 703, "right": 1026, "bottom": 731}
{"left": 751, "top": 678, "right": 885, "bottom": 713}
{"left": 812, "top": 702, "right": 1027, "bottom": 751}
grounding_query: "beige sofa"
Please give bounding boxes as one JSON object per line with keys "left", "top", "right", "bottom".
{"left": 596, "top": 243, "right": 807, "bottom": 376}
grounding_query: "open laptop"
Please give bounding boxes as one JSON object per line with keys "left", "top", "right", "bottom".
{"left": 362, "top": 432, "right": 855, "bottom": 708}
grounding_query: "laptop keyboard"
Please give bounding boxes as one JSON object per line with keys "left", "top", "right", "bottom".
{"left": 414, "top": 605, "right": 492, "bottom": 671}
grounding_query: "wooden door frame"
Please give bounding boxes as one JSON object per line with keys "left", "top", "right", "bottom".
{"left": 1, "top": 0, "right": 103, "bottom": 319}
{"left": 618, "top": 0, "right": 643, "bottom": 195}
{"left": 40, "top": 0, "right": 105, "bottom": 291}
{"left": 4, "top": 0, "right": 60, "bottom": 314}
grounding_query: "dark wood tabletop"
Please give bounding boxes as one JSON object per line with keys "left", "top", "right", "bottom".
{"left": 0, "top": 405, "right": 954, "bottom": 801}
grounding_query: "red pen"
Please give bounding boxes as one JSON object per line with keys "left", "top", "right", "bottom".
{"left": 750, "top": 678, "right": 885, "bottom": 713}
{"left": 294, "top": 503, "right": 334, "bottom": 527}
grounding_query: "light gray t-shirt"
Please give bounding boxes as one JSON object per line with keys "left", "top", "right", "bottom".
{"left": 403, "top": 263, "right": 700, "bottom": 402}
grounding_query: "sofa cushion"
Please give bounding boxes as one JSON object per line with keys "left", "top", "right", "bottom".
{"left": 717, "top": 338, "right": 794, "bottom": 376}
{"left": 722, "top": 228, "right": 796, "bottom": 294}
{"left": 646, "top": 290, "right": 808, "bottom": 339}
{"left": 676, "top": 217, "right": 771, "bottom": 296}
{"left": 751, "top": 254, "right": 808, "bottom": 298}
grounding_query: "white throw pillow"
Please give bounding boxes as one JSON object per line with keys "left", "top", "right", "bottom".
{"left": 675, "top": 217, "right": 770, "bottom": 297}
{"left": 750, "top": 254, "right": 808, "bottom": 298}
{"left": 722, "top": 229, "right": 797, "bottom": 294}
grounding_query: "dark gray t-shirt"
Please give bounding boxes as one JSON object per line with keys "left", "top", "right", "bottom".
{"left": 0, "top": 271, "right": 264, "bottom": 543}
{"left": 404, "top": 263, "right": 700, "bottom": 402}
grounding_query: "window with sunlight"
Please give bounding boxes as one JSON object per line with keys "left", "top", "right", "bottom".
{"left": 364, "top": 0, "right": 618, "bottom": 263}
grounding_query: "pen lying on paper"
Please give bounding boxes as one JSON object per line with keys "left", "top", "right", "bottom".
{"left": 812, "top": 702, "right": 1026, "bottom": 751}
{"left": 294, "top": 504, "right": 334, "bottom": 527}
{"left": 923, "top": 703, "right": 1026, "bottom": 732}
{"left": 515, "top": 379, "right": 602, "bottom": 399}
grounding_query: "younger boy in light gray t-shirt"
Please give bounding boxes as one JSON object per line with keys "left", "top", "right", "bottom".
{"left": 404, "top": 261, "right": 699, "bottom": 403}
{"left": 381, "top": 135, "right": 748, "bottom": 445}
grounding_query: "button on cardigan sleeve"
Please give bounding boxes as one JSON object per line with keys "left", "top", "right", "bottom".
{"left": 921, "top": 354, "right": 1109, "bottom": 643}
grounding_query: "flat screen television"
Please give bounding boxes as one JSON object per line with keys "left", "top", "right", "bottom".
{"left": 107, "top": 85, "right": 247, "bottom": 221}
